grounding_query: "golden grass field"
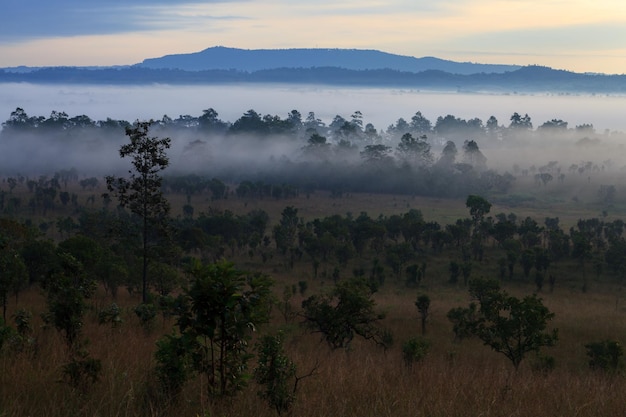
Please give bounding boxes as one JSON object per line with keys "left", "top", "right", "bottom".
{"left": 1, "top": 180, "right": 626, "bottom": 417}
{"left": 1, "top": 272, "right": 625, "bottom": 417}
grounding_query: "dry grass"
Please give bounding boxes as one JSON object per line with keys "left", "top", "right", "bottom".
{"left": 2, "top": 183, "right": 626, "bottom": 416}
{"left": 0, "top": 277, "right": 624, "bottom": 417}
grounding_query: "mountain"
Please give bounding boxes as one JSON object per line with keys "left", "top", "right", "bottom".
{"left": 2, "top": 47, "right": 626, "bottom": 93}
{"left": 136, "top": 46, "right": 521, "bottom": 75}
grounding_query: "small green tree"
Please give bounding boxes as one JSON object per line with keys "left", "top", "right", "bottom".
{"left": 0, "top": 247, "right": 28, "bottom": 320}
{"left": 158, "top": 260, "right": 273, "bottom": 398}
{"left": 585, "top": 340, "right": 623, "bottom": 372}
{"left": 254, "top": 332, "right": 297, "bottom": 415}
{"left": 301, "top": 277, "right": 388, "bottom": 350}
{"left": 46, "top": 252, "right": 101, "bottom": 390}
{"left": 415, "top": 294, "right": 430, "bottom": 335}
{"left": 154, "top": 333, "right": 191, "bottom": 400}
{"left": 447, "top": 278, "right": 558, "bottom": 370}
{"left": 402, "top": 336, "right": 430, "bottom": 369}
{"left": 46, "top": 252, "right": 96, "bottom": 349}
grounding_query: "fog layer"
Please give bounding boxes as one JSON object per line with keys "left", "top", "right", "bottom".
{"left": 2, "top": 83, "right": 626, "bottom": 205}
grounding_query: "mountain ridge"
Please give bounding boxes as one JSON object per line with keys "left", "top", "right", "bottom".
{"left": 135, "top": 46, "right": 522, "bottom": 75}
{"left": 2, "top": 47, "right": 626, "bottom": 93}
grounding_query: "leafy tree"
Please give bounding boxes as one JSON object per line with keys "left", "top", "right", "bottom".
{"left": 415, "top": 294, "right": 430, "bottom": 335}
{"left": 302, "top": 277, "right": 388, "bottom": 350}
{"left": 436, "top": 140, "right": 457, "bottom": 168}
{"left": 447, "top": 278, "right": 558, "bottom": 370}
{"left": 154, "top": 333, "right": 192, "bottom": 399}
{"left": 0, "top": 247, "right": 28, "bottom": 320}
{"left": 466, "top": 194, "right": 491, "bottom": 224}
{"left": 410, "top": 111, "right": 432, "bottom": 135}
{"left": 360, "top": 144, "right": 393, "bottom": 164}
{"left": 46, "top": 252, "right": 96, "bottom": 348}
{"left": 570, "top": 230, "right": 592, "bottom": 292}
{"left": 520, "top": 248, "right": 536, "bottom": 279}
{"left": 396, "top": 133, "right": 432, "bottom": 167}
{"left": 509, "top": 112, "right": 533, "bottom": 130}
{"left": 449, "top": 261, "right": 460, "bottom": 284}
{"left": 160, "top": 260, "right": 273, "bottom": 398}
{"left": 462, "top": 140, "right": 487, "bottom": 170}
{"left": 402, "top": 336, "right": 430, "bottom": 369}
{"left": 254, "top": 332, "right": 298, "bottom": 416}
{"left": 230, "top": 109, "right": 267, "bottom": 134}
{"left": 585, "top": 340, "right": 623, "bottom": 372}
{"left": 106, "top": 120, "right": 171, "bottom": 303}
{"left": 273, "top": 206, "right": 299, "bottom": 256}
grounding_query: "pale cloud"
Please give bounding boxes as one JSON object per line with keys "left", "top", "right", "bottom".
{"left": 1, "top": 0, "right": 626, "bottom": 74}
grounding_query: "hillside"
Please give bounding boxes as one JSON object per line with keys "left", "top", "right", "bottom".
{"left": 2, "top": 47, "right": 626, "bottom": 93}
{"left": 136, "top": 46, "right": 521, "bottom": 75}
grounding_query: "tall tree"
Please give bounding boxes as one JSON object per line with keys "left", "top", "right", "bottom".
{"left": 106, "top": 120, "right": 171, "bottom": 303}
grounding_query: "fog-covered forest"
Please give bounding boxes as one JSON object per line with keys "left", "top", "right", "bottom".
{"left": 2, "top": 106, "right": 625, "bottom": 204}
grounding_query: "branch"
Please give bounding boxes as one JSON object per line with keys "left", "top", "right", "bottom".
{"left": 292, "top": 359, "right": 319, "bottom": 395}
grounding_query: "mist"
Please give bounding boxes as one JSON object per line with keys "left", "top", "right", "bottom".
{"left": 2, "top": 82, "right": 626, "bottom": 206}
{"left": 2, "top": 83, "right": 626, "bottom": 133}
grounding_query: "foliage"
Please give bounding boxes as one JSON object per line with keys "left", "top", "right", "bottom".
{"left": 585, "top": 340, "right": 624, "bottom": 372}
{"left": 415, "top": 294, "right": 430, "bottom": 335}
{"left": 0, "top": 246, "right": 28, "bottom": 320}
{"left": 402, "top": 336, "right": 430, "bottom": 369}
{"left": 254, "top": 332, "right": 297, "bottom": 415}
{"left": 301, "top": 277, "right": 388, "bottom": 350}
{"left": 61, "top": 347, "right": 102, "bottom": 390}
{"left": 155, "top": 333, "right": 191, "bottom": 399}
{"left": 158, "top": 259, "right": 274, "bottom": 398}
{"left": 134, "top": 303, "right": 157, "bottom": 332}
{"left": 106, "top": 120, "right": 171, "bottom": 303}
{"left": 447, "top": 278, "right": 558, "bottom": 370}
{"left": 273, "top": 206, "right": 299, "bottom": 256}
{"left": 12, "top": 308, "right": 32, "bottom": 336}
{"left": 46, "top": 252, "right": 96, "bottom": 349}
{"left": 98, "top": 303, "right": 123, "bottom": 328}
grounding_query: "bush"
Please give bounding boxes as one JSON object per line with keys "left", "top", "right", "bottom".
{"left": 134, "top": 303, "right": 157, "bottom": 332}
{"left": 402, "top": 336, "right": 430, "bottom": 369}
{"left": 254, "top": 332, "right": 297, "bottom": 415}
{"left": 98, "top": 303, "right": 122, "bottom": 328}
{"left": 155, "top": 333, "right": 190, "bottom": 400}
{"left": 61, "top": 348, "right": 102, "bottom": 390}
{"left": 585, "top": 340, "right": 623, "bottom": 372}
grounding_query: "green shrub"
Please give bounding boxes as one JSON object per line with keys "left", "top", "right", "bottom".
{"left": 585, "top": 340, "right": 623, "bottom": 372}
{"left": 134, "top": 303, "right": 157, "bottom": 332}
{"left": 98, "top": 303, "right": 122, "bottom": 328}
{"left": 402, "top": 336, "right": 430, "bottom": 369}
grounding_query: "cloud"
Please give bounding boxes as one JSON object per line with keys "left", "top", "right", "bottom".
{"left": 0, "top": 0, "right": 241, "bottom": 42}
{"left": 449, "top": 23, "right": 626, "bottom": 54}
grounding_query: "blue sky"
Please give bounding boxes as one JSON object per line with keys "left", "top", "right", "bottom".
{"left": 1, "top": 0, "right": 625, "bottom": 74}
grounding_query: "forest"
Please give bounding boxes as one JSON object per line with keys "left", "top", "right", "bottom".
{"left": 0, "top": 105, "right": 625, "bottom": 416}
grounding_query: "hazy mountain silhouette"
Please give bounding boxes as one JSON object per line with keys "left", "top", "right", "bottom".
{"left": 136, "top": 46, "right": 521, "bottom": 75}
{"left": 2, "top": 47, "right": 626, "bottom": 93}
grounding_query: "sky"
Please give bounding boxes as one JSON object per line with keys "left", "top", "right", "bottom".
{"left": 1, "top": 0, "right": 626, "bottom": 74}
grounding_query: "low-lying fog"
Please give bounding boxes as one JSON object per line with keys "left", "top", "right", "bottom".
{"left": 2, "top": 83, "right": 626, "bottom": 134}
{"left": 2, "top": 82, "right": 626, "bottom": 204}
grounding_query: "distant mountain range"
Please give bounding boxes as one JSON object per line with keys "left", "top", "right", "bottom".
{"left": 1, "top": 46, "right": 626, "bottom": 93}
{"left": 137, "top": 46, "right": 521, "bottom": 75}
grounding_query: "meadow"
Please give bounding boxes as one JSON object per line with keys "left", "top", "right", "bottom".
{"left": 0, "top": 179, "right": 625, "bottom": 417}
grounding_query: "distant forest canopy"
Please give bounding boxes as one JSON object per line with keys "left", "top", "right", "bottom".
{"left": 2, "top": 65, "right": 626, "bottom": 93}
{"left": 1, "top": 106, "right": 625, "bottom": 200}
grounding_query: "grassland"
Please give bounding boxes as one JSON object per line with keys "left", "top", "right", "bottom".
{"left": 0, "top": 181, "right": 625, "bottom": 417}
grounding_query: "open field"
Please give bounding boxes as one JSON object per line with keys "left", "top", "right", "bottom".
{"left": 0, "top": 273, "right": 624, "bottom": 417}
{"left": 1, "top": 178, "right": 626, "bottom": 417}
